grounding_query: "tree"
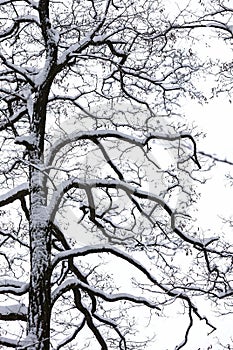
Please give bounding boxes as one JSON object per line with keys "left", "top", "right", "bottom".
{"left": 0, "top": 0, "right": 232, "bottom": 349}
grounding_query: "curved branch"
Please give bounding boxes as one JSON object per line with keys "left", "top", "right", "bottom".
{"left": 46, "top": 129, "right": 201, "bottom": 169}
{"left": 73, "top": 289, "right": 108, "bottom": 350}
{"left": 52, "top": 245, "right": 216, "bottom": 334}
{"left": 0, "top": 107, "right": 27, "bottom": 132}
{"left": 49, "top": 177, "right": 212, "bottom": 248}
{"left": 52, "top": 278, "right": 160, "bottom": 310}
{"left": 0, "top": 183, "right": 29, "bottom": 207}
{"left": 0, "top": 15, "right": 40, "bottom": 38}
{"left": 56, "top": 319, "right": 86, "bottom": 350}
{"left": 0, "top": 280, "right": 29, "bottom": 295}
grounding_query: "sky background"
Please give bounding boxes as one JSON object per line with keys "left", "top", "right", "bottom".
{"left": 176, "top": 32, "right": 233, "bottom": 347}
{"left": 143, "top": 16, "right": 233, "bottom": 347}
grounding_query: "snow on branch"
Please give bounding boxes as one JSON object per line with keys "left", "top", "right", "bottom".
{"left": 0, "top": 53, "right": 35, "bottom": 86}
{"left": 0, "top": 336, "right": 23, "bottom": 348}
{"left": 51, "top": 244, "right": 159, "bottom": 275}
{"left": 52, "top": 277, "right": 161, "bottom": 310}
{"left": 52, "top": 245, "right": 193, "bottom": 303}
{"left": 0, "top": 107, "right": 27, "bottom": 132}
{"left": 0, "top": 279, "right": 29, "bottom": 295}
{"left": 57, "top": 0, "right": 117, "bottom": 66}
{"left": 198, "top": 150, "right": 233, "bottom": 166}
{"left": 57, "top": 36, "right": 91, "bottom": 66}
{"left": 0, "top": 304, "right": 27, "bottom": 321}
{"left": 15, "top": 134, "right": 37, "bottom": 149}
{"left": 0, "top": 15, "right": 40, "bottom": 38}
{"left": 52, "top": 245, "right": 216, "bottom": 337}
{"left": 0, "top": 183, "right": 29, "bottom": 207}
{"left": 218, "top": 288, "right": 233, "bottom": 298}
{"left": 0, "top": 279, "right": 27, "bottom": 288}
{"left": 48, "top": 177, "right": 165, "bottom": 220}
{"left": 173, "top": 19, "right": 233, "bottom": 37}
{"left": 46, "top": 129, "right": 201, "bottom": 169}
{"left": 0, "top": 0, "right": 16, "bottom": 4}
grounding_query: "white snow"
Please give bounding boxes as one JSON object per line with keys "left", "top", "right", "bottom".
{"left": 0, "top": 183, "right": 29, "bottom": 206}
{"left": 15, "top": 134, "right": 36, "bottom": 146}
{"left": 58, "top": 36, "right": 91, "bottom": 65}
{"left": 0, "top": 304, "right": 27, "bottom": 315}
{"left": 48, "top": 28, "right": 60, "bottom": 44}
{"left": 0, "top": 283, "right": 29, "bottom": 295}
{"left": 227, "top": 24, "right": 233, "bottom": 33}
{"left": 26, "top": 95, "right": 34, "bottom": 118}
{"left": 0, "top": 336, "right": 21, "bottom": 347}
{"left": 17, "top": 14, "right": 40, "bottom": 25}
{"left": 218, "top": 289, "right": 233, "bottom": 298}
{"left": 52, "top": 277, "right": 160, "bottom": 309}
{"left": 0, "top": 279, "right": 27, "bottom": 288}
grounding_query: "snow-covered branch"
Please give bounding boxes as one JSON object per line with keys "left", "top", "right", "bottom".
{"left": 46, "top": 129, "right": 200, "bottom": 168}
{"left": 0, "top": 54, "right": 35, "bottom": 86}
{"left": 0, "top": 304, "right": 27, "bottom": 321}
{"left": 52, "top": 277, "right": 160, "bottom": 310}
{"left": 0, "top": 183, "right": 29, "bottom": 207}
{"left": 198, "top": 150, "right": 233, "bottom": 166}
{"left": 51, "top": 244, "right": 216, "bottom": 338}
{"left": 174, "top": 19, "right": 233, "bottom": 37}
{"left": 0, "top": 15, "right": 40, "bottom": 39}
{"left": 0, "top": 336, "right": 23, "bottom": 348}
{"left": 0, "top": 280, "right": 29, "bottom": 295}
{"left": 0, "top": 107, "right": 27, "bottom": 132}
{"left": 0, "top": 0, "right": 232, "bottom": 348}
{"left": 57, "top": 36, "right": 91, "bottom": 66}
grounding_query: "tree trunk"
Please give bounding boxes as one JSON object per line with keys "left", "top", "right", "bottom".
{"left": 27, "top": 163, "right": 51, "bottom": 350}
{"left": 26, "top": 92, "right": 51, "bottom": 350}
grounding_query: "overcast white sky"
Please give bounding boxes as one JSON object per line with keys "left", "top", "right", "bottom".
{"left": 165, "top": 97, "right": 233, "bottom": 349}
{"left": 175, "top": 27, "right": 233, "bottom": 347}
{"left": 144, "top": 13, "right": 233, "bottom": 347}
{"left": 185, "top": 98, "right": 233, "bottom": 231}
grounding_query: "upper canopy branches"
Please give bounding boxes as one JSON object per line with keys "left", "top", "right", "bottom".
{"left": 1, "top": 0, "right": 229, "bottom": 123}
